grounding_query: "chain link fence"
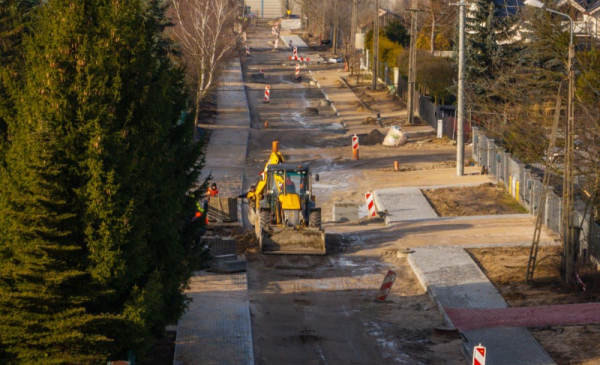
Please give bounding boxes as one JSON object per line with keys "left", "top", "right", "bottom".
{"left": 473, "top": 127, "right": 600, "bottom": 264}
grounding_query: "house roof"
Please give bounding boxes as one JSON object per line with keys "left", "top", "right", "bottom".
{"left": 555, "top": 0, "right": 600, "bottom": 12}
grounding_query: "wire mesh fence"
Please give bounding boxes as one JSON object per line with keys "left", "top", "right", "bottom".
{"left": 473, "top": 127, "right": 600, "bottom": 264}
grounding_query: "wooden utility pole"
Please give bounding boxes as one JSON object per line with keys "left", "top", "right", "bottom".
{"left": 563, "top": 42, "right": 576, "bottom": 285}
{"left": 332, "top": 0, "right": 340, "bottom": 54}
{"left": 372, "top": 0, "right": 379, "bottom": 90}
{"left": 349, "top": 0, "right": 358, "bottom": 74}
{"left": 407, "top": 0, "right": 419, "bottom": 125}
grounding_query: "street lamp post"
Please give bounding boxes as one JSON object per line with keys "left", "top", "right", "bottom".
{"left": 524, "top": 0, "right": 576, "bottom": 284}
{"left": 454, "top": 0, "right": 468, "bottom": 176}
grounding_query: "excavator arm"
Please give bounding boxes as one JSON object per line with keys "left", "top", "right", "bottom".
{"left": 248, "top": 151, "right": 284, "bottom": 202}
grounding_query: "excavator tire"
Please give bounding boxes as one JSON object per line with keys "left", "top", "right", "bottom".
{"left": 309, "top": 210, "right": 321, "bottom": 228}
{"left": 259, "top": 209, "right": 271, "bottom": 230}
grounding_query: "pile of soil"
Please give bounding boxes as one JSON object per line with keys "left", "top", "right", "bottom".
{"left": 361, "top": 129, "right": 385, "bottom": 146}
{"left": 422, "top": 182, "right": 529, "bottom": 217}
{"left": 362, "top": 116, "right": 378, "bottom": 125}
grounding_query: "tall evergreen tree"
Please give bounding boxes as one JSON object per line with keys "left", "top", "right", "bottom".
{"left": 0, "top": 0, "right": 204, "bottom": 362}
{"left": 464, "top": 0, "right": 517, "bottom": 97}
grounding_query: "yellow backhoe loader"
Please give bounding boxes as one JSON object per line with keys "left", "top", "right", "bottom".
{"left": 247, "top": 142, "right": 326, "bottom": 255}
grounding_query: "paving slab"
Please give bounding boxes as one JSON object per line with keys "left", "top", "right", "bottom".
{"left": 446, "top": 302, "right": 600, "bottom": 332}
{"left": 407, "top": 246, "right": 557, "bottom": 365}
{"left": 175, "top": 58, "right": 253, "bottom": 364}
{"left": 173, "top": 272, "right": 254, "bottom": 365}
{"left": 373, "top": 187, "right": 438, "bottom": 224}
{"left": 279, "top": 34, "right": 308, "bottom": 48}
{"left": 462, "top": 328, "right": 556, "bottom": 365}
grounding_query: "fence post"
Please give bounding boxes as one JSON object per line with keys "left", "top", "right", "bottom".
{"left": 472, "top": 127, "right": 479, "bottom": 162}
{"left": 384, "top": 62, "right": 389, "bottom": 85}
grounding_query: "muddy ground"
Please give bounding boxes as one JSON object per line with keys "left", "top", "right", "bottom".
{"left": 236, "top": 22, "right": 575, "bottom": 365}
{"left": 240, "top": 24, "right": 467, "bottom": 364}
{"left": 469, "top": 246, "right": 600, "bottom": 365}
{"left": 344, "top": 75, "right": 405, "bottom": 115}
{"left": 422, "top": 182, "right": 529, "bottom": 217}
{"left": 248, "top": 242, "right": 464, "bottom": 365}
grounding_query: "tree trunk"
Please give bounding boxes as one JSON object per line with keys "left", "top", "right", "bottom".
{"left": 430, "top": 15, "right": 436, "bottom": 55}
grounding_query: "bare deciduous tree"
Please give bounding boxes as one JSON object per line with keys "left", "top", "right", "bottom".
{"left": 170, "top": 0, "right": 239, "bottom": 125}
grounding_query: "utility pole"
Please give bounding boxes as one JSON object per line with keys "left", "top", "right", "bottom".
{"left": 564, "top": 41, "right": 576, "bottom": 284}
{"left": 407, "top": 0, "right": 419, "bottom": 125}
{"left": 455, "top": 0, "right": 467, "bottom": 176}
{"left": 372, "top": 0, "right": 379, "bottom": 90}
{"left": 332, "top": 0, "right": 340, "bottom": 54}
{"left": 351, "top": 0, "right": 358, "bottom": 73}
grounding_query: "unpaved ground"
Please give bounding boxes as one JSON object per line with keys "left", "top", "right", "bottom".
{"left": 241, "top": 24, "right": 465, "bottom": 365}
{"left": 344, "top": 76, "right": 405, "bottom": 114}
{"left": 422, "top": 182, "right": 529, "bottom": 217}
{"left": 469, "top": 246, "right": 600, "bottom": 365}
{"left": 248, "top": 238, "right": 464, "bottom": 365}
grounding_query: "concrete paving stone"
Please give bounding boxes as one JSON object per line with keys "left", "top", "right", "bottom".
{"left": 408, "top": 247, "right": 507, "bottom": 314}
{"left": 407, "top": 246, "right": 556, "bottom": 365}
{"left": 173, "top": 273, "right": 254, "bottom": 365}
{"left": 175, "top": 57, "right": 252, "bottom": 364}
{"left": 446, "top": 302, "right": 600, "bottom": 332}
{"left": 208, "top": 129, "right": 250, "bottom": 145}
{"left": 462, "top": 327, "right": 556, "bottom": 365}
{"left": 204, "top": 144, "right": 248, "bottom": 168}
{"left": 373, "top": 187, "right": 438, "bottom": 223}
{"left": 279, "top": 34, "right": 308, "bottom": 48}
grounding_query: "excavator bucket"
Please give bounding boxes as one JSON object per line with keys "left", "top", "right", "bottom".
{"left": 259, "top": 226, "right": 326, "bottom": 255}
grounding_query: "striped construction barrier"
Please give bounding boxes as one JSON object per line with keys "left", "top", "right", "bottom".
{"left": 264, "top": 85, "right": 270, "bottom": 103}
{"left": 374, "top": 270, "right": 397, "bottom": 302}
{"left": 473, "top": 344, "right": 486, "bottom": 365}
{"left": 245, "top": 45, "right": 250, "bottom": 56}
{"left": 365, "top": 191, "right": 376, "bottom": 217}
{"left": 295, "top": 64, "right": 300, "bottom": 77}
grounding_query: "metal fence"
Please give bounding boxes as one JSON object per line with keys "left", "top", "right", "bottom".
{"left": 473, "top": 127, "right": 600, "bottom": 264}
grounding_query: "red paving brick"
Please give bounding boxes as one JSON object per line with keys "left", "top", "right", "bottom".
{"left": 445, "top": 302, "right": 600, "bottom": 332}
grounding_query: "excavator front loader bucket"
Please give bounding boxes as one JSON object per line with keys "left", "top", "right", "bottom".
{"left": 259, "top": 226, "right": 326, "bottom": 255}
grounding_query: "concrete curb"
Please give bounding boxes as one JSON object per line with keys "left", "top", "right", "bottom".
{"left": 406, "top": 252, "right": 455, "bottom": 328}
{"left": 308, "top": 71, "right": 340, "bottom": 117}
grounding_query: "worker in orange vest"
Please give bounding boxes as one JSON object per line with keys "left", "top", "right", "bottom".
{"left": 206, "top": 183, "right": 219, "bottom": 202}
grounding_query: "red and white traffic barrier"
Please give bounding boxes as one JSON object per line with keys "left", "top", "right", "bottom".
{"left": 260, "top": 69, "right": 264, "bottom": 74}
{"left": 264, "top": 85, "right": 270, "bottom": 103}
{"left": 352, "top": 134, "right": 359, "bottom": 160}
{"left": 295, "top": 64, "right": 300, "bottom": 78}
{"left": 472, "top": 344, "right": 486, "bottom": 365}
{"left": 288, "top": 56, "right": 311, "bottom": 64}
{"left": 374, "top": 270, "right": 397, "bottom": 302}
{"left": 365, "top": 191, "right": 376, "bottom": 217}
{"left": 293, "top": 46, "right": 297, "bottom": 56}
{"left": 245, "top": 45, "right": 250, "bottom": 56}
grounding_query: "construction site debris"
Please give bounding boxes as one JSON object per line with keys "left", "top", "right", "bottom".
{"left": 303, "top": 107, "right": 319, "bottom": 116}
{"left": 382, "top": 126, "right": 408, "bottom": 147}
{"left": 360, "top": 129, "right": 385, "bottom": 146}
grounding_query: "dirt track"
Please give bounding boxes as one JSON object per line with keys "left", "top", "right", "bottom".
{"left": 248, "top": 244, "right": 464, "bottom": 365}
{"left": 241, "top": 25, "right": 465, "bottom": 364}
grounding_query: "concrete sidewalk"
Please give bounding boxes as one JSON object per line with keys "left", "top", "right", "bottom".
{"left": 174, "top": 58, "right": 254, "bottom": 365}
{"left": 310, "top": 71, "right": 405, "bottom": 135}
{"left": 408, "top": 246, "right": 556, "bottom": 365}
{"left": 173, "top": 273, "right": 254, "bottom": 365}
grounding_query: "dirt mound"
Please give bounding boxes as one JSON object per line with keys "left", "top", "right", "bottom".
{"left": 362, "top": 116, "right": 378, "bottom": 125}
{"left": 361, "top": 129, "right": 385, "bottom": 146}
